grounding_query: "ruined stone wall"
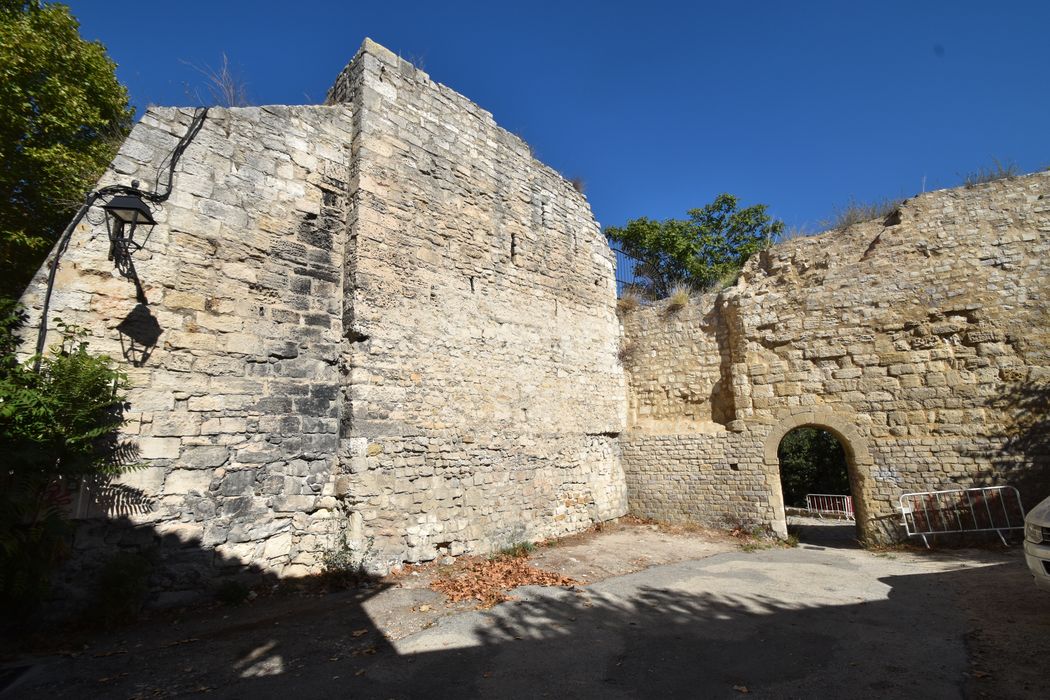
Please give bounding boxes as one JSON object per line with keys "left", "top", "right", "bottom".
{"left": 622, "top": 292, "right": 734, "bottom": 431}
{"left": 622, "top": 172, "right": 1050, "bottom": 540}
{"left": 327, "top": 41, "right": 626, "bottom": 566}
{"left": 620, "top": 295, "right": 771, "bottom": 528}
{"left": 19, "top": 39, "right": 625, "bottom": 602}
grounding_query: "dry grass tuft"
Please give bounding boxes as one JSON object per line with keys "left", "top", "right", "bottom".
{"left": 183, "top": 53, "right": 250, "bottom": 107}
{"left": 664, "top": 285, "right": 691, "bottom": 312}
{"left": 824, "top": 197, "right": 904, "bottom": 231}
{"left": 616, "top": 291, "right": 641, "bottom": 314}
{"left": 963, "top": 159, "right": 1020, "bottom": 188}
{"left": 617, "top": 341, "right": 638, "bottom": 365}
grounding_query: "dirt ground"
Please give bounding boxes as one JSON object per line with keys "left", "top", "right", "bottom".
{"left": 1, "top": 520, "right": 1046, "bottom": 698}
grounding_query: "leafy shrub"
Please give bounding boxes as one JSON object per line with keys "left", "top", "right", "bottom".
{"left": 606, "top": 193, "right": 783, "bottom": 299}
{"left": 709, "top": 268, "right": 741, "bottom": 292}
{"left": 0, "top": 302, "right": 135, "bottom": 617}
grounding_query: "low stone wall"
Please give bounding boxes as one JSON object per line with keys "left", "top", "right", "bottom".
{"left": 622, "top": 431, "right": 775, "bottom": 528}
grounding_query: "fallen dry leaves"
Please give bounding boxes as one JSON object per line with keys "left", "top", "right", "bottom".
{"left": 430, "top": 555, "right": 579, "bottom": 607}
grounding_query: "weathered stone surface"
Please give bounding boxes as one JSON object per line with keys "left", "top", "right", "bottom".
{"left": 19, "top": 39, "right": 625, "bottom": 597}
{"left": 164, "top": 470, "right": 213, "bottom": 495}
{"left": 179, "top": 446, "right": 230, "bottom": 468}
{"left": 19, "top": 37, "right": 1047, "bottom": 605}
{"left": 621, "top": 172, "right": 1050, "bottom": 541}
{"left": 325, "top": 39, "right": 626, "bottom": 569}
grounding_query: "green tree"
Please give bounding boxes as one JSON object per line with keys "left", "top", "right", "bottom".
{"left": 0, "top": 302, "right": 136, "bottom": 619}
{"left": 0, "top": 0, "right": 133, "bottom": 300}
{"left": 606, "top": 193, "right": 783, "bottom": 298}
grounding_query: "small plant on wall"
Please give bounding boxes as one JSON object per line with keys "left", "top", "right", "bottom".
{"left": 664, "top": 285, "right": 691, "bottom": 313}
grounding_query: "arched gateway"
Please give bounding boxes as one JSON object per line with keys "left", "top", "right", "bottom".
{"left": 761, "top": 409, "right": 874, "bottom": 541}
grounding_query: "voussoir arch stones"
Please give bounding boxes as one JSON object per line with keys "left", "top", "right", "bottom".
{"left": 759, "top": 407, "right": 877, "bottom": 543}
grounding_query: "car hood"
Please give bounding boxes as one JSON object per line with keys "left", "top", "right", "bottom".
{"left": 1027, "top": 495, "right": 1050, "bottom": 526}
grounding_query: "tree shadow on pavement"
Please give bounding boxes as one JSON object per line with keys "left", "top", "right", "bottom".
{"left": 7, "top": 544, "right": 1044, "bottom": 699}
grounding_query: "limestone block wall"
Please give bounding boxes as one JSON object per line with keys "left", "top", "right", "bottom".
{"left": 622, "top": 292, "right": 734, "bottom": 431}
{"left": 327, "top": 41, "right": 626, "bottom": 566}
{"left": 19, "top": 39, "right": 626, "bottom": 599}
{"left": 19, "top": 104, "right": 357, "bottom": 597}
{"left": 622, "top": 172, "right": 1050, "bottom": 541}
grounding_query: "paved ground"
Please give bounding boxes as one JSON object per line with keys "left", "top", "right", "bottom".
{"left": 3, "top": 522, "right": 1047, "bottom": 699}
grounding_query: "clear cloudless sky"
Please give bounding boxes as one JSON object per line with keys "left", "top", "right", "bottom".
{"left": 66, "top": 0, "right": 1050, "bottom": 234}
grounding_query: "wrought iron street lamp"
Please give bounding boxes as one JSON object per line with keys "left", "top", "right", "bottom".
{"left": 102, "top": 190, "right": 156, "bottom": 273}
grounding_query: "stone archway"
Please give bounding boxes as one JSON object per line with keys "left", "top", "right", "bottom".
{"left": 761, "top": 407, "right": 876, "bottom": 542}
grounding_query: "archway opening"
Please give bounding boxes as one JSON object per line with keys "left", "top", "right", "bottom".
{"left": 777, "top": 426, "right": 857, "bottom": 546}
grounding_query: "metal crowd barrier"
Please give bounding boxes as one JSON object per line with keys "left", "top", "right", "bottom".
{"left": 899, "top": 485, "right": 1025, "bottom": 547}
{"left": 805, "top": 493, "right": 855, "bottom": 521}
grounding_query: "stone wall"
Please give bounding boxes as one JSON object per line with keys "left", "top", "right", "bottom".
{"left": 19, "top": 35, "right": 1048, "bottom": 604}
{"left": 21, "top": 103, "right": 357, "bottom": 601}
{"left": 621, "top": 172, "right": 1050, "bottom": 541}
{"left": 19, "top": 39, "right": 625, "bottom": 602}
{"left": 327, "top": 41, "right": 626, "bottom": 566}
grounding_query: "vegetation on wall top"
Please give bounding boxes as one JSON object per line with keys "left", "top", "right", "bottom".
{"left": 606, "top": 193, "right": 783, "bottom": 300}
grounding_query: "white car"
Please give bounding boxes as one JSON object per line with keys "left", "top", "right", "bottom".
{"left": 1024, "top": 495, "right": 1050, "bottom": 591}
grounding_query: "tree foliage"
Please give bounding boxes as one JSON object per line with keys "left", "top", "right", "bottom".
{"left": 777, "top": 427, "right": 850, "bottom": 508}
{"left": 606, "top": 193, "right": 783, "bottom": 299}
{"left": 0, "top": 0, "right": 133, "bottom": 300}
{"left": 0, "top": 302, "right": 135, "bottom": 617}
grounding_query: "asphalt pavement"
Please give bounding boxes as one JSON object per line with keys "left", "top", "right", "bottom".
{"left": 5, "top": 531, "right": 1029, "bottom": 699}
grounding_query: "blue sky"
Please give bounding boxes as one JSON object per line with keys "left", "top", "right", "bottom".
{"left": 67, "top": 0, "right": 1050, "bottom": 234}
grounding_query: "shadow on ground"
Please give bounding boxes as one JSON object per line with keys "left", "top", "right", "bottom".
{"left": 5, "top": 543, "right": 1045, "bottom": 699}
{"left": 787, "top": 516, "right": 861, "bottom": 550}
